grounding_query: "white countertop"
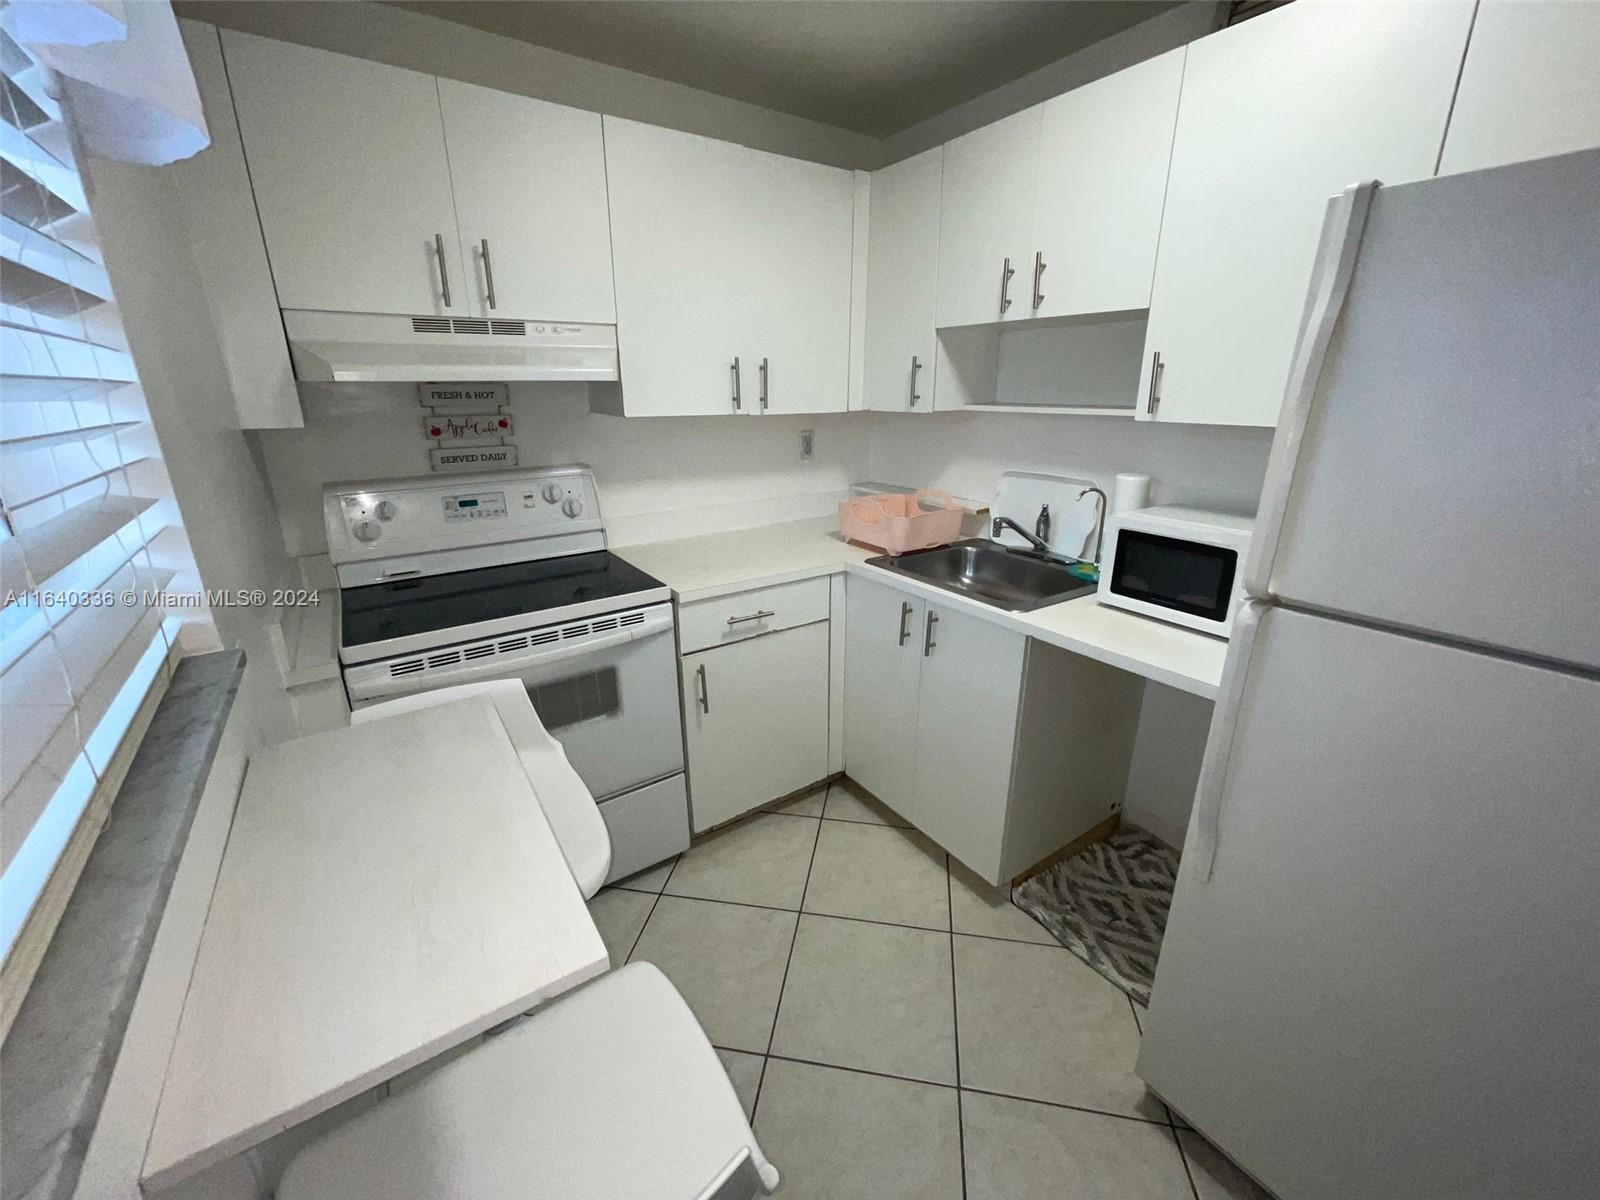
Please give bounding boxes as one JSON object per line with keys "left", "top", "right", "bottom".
{"left": 617, "top": 518, "right": 1228, "bottom": 698}
{"left": 143, "top": 698, "right": 608, "bottom": 1191}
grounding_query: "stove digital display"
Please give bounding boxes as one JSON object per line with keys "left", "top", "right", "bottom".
{"left": 443, "top": 491, "right": 507, "bottom": 522}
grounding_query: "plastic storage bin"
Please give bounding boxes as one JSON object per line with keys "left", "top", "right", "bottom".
{"left": 839, "top": 489, "right": 964, "bottom": 555}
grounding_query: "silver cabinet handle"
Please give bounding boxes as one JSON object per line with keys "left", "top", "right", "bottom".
{"left": 759, "top": 357, "right": 769, "bottom": 411}
{"left": 695, "top": 662, "right": 709, "bottom": 713}
{"left": 923, "top": 610, "right": 939, "bottom": 657}
{"left": 726, "top": 609, "right": 775, "bottom": 627}
{"left": 435, "top": 233, "right": 452, "bottom": 308}
{"left": 898, "top": 601, "right": 913, "bottom": 646}
{"left": 480, "top": 238, "right": 496, "bottom": 311}
{"left": 1146, "top": 351, "right": 1163, "bottom": 415}
{"left": 999, "top": 257, "right": 1016, "bottom": 313}
{"left": 1032, "top": 250, "right": 1046, "bottom": 309}
{"left": 731, "top": 357, "right": 742, "bottom": 411}
{"left": 909, "top": 356, "right": 922, "bottom": 408}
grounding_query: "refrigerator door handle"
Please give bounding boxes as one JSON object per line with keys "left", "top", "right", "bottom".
{"left": 1245, "top": 181, "right": 1377, "bottom": 600}
{"left": 1191, "top": 598, "right": 1267, "bottom": 882}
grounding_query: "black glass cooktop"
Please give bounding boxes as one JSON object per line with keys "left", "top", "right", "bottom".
{"left": 341, "top": 550, "right": 666, "bottom": 649}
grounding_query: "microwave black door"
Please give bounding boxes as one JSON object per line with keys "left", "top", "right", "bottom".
{"left": 1111, "top": 531, "right": 1238, "bottom": 622}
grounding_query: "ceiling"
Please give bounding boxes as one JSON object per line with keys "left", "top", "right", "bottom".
{"left": 380, "top": 1, "right": 1183, "bottom": 137}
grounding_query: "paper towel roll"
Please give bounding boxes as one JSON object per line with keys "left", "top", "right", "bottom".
{"left": 1111, "top": 472, "right": 1151, "bottom": 514}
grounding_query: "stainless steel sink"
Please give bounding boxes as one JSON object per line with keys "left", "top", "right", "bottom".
{"left": 866, "top": 539, "right": 1098, "bottom": 612}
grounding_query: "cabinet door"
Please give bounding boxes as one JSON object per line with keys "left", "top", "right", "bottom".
{"left": 911, "top": 604, "right": 1026, "bottom": 884}
{"left": 437, "top": 80, "right": 616, "bottom": 322}
{"left": 682, "top": 622, "right": 831, "bottom": 832}
{"left": 605, "top": 118, "right": 757, "bottom": 416}
{"left": 863, "top": 147, "right": 941, "bottom": 413}
{"left": 742, "top": 150, "right": 854, "bottom": 415}
{"left": 220, "top": 31, "right": 466, "bottom": 316}
{"left": 1136, "top": 1, "right": 1474, "bottom": 426}
{"left": 1437, "top": 0, "right": 1600, "bottom": 176}
{"left": 1031, "top": 48, "right": 1184, "bottom": 320}
{"left": 842, "top": 575, "right": 924, "bottom": 816}
{"left": 935, "top": 106, "right": 1041, "bottom": 328}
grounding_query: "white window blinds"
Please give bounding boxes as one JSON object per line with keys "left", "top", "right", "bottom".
{"left": 0, "top": 17, "right": 203, "bottom": 960}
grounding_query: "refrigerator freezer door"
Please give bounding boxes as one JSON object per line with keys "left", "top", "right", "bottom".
{"left": 1246, "top": 149, "right": 1600, "bottom": 671}
{"left": 1138, "top": 605, "right": 1600, "bottom": 1200}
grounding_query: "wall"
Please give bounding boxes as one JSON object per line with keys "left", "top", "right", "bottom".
{"left": 85, "top": 156, "right": 299, "bottom": 744}
{"left": 865, "top": 409, "right": 1274, "bottom": 514}
{"left": 1120, "top": 682, "right": 1215, "bottom": 849}
{"left": 256, "top": 385, "right": 870, "bottom": 559}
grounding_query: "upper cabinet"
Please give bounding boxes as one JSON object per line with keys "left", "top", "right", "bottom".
{"left": 935, "top": 107, "right": 1041, "bottom": 328}
{"left": 863, "top": 147, "right": 942, "bottom": 413}
{"left": 223, "top": 31, "right": 464, "bottom": 317}
{"left": 436, "top": 81, "right": 615, "bottom": 322}
{"left": 221, "top": 32, "right": 614, "bottom": 322}
{"left": 1437, "top": 0, "right": 1600, "bottom": 176}
{"left": 1031, "top": 48, "right": 1184, "bottom": 320}
{"left": 1135, "top": 1, "right": 1475, "bottom": 427}
{"left": 603, "top": 118, "right": 853, "bottom": 416}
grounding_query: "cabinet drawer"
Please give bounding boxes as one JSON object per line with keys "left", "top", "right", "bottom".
{"left": 678, "top": 577, "right": 831, "bottom": 653}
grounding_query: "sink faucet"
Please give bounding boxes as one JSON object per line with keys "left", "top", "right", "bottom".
{"left": 991, "top": 514, "right": 1053, "bottom": 556}
{"left": 1078, "top": 486, "right": 1108, "bottom": 566}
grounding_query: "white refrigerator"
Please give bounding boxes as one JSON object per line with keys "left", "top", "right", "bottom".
{"left": 1137, "top": 147, "right": 1600, "bottom": 1200}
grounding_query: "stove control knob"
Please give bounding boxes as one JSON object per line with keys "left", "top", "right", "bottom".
{"left": 375, "top": 500, "right": 397, "bottom": 521}
{"left": 353, "top": 520, "right": 382, "bottom": 543}
{"left": 562, "top": 497, "right": 584, "bottom": 519}
{"left": 541, "top": 483, "right": 563, "bottom": 504}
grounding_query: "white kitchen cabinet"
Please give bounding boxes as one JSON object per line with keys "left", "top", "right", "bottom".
{"left": 935, "top": 106, "right": 1042, "bottom": 329}
{"left": 863, "top": 147, "right": 941, "bottom": 413}
{"left": 436, "top": 80, "right": 616, "bottom": 323}
{"left": 603, "top": 118, "right": 852, "bottom": 417}
{"left": 844, "top": 574, "right": 1143, "bottom": 884}
{"left": 1437, "top": 0, "right": 1600, "bottom": 176}
{"left": 221, "top": 31, "right": 466, "bottom": 317}
{"left": 1135, "top": 0, "right": 1474, "bottom": 426}
{"left": 909, "top": 602, "right": 1027, "bottom": 879}
{"left": 842, "top": 575, "right": 925, "bottom": 813}
{"left": 681, "top": 621, "right": 831, "bottom": 832}
{"left": 1030, "top": 47, "right": 1185, "bottom": 320}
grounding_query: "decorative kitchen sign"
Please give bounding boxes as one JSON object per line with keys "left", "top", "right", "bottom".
{"left": 417, "top": 382, "right": 508, "bottom": 409}
{"left": 426, "top": 413, "right": 512, "bottom": 441}
{"left": 430, "top": 446, "right": 519, "bottom": 472}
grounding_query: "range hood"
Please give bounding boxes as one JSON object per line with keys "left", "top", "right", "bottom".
{"left": 282, "top": 310, "right": 619, "bottom": 383}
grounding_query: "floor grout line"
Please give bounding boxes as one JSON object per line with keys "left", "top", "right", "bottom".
{"left": 1174, "top": 1121, "right": 1203, "bottom": 1200}
{"left": 947, "top": 853, "right": 968, "bottom": 1200}
{"left": 619, "top": 853, "right": 681, "bottom": 965}
{"left": 626, "top": 886, "right": 1086, "bottom": 954}
{"left": 763, "top": 785, "right": 826, "bottom": 1057}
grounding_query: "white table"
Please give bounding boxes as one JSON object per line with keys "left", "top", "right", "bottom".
{"left": 142, "top": 697, "right": 608, "bottom": 1192}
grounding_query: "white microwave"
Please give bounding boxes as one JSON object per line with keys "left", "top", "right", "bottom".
{"left": 1096, "top": 505, "right": 1256, "bottom": 637}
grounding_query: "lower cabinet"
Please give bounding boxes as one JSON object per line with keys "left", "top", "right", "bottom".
{"left": 844, "top": 572, "right": 1145, "bottom": 885}
{"left": 681, "top": 620, "right": 831, "bottom": 832}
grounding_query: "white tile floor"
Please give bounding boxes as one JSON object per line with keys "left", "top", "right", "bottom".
{"left": 590, "top": 778, "right": 1272, "bottom": 1200}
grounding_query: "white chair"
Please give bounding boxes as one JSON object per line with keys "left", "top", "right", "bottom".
{"left": 350, "top": 680, "right": 611, "bottom": 898}
{"left": 276, "top": 963, "right": 780, "bottom": 1200}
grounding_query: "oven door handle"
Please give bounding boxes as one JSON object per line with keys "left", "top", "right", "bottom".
{"left": 349, "top": 611, "right": 676, "bottom": 703}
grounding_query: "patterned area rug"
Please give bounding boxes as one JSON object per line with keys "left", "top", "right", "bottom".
{"left": 1012, "top": 827, "right": 1179, "bottom": 1006}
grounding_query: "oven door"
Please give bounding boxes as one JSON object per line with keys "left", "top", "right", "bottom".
{"left": 344, "top": 603, "right": 684, "bottom": 801}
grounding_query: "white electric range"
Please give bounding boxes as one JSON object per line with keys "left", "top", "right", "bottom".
{"left": 323, "top": 464, "right": 689, "bottom": 881}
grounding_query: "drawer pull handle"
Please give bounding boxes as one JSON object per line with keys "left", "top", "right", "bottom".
{"left": 923, "top": 610, "right": 939, "bottom": 657}
{"left": 695, "top": 662, "right": 709, "bottom": 713}
{"left": 726, "top": 609, "right": 776, "bottom": 627}
{"left": 897, "top": 601, "right": 912, "bottom": 646}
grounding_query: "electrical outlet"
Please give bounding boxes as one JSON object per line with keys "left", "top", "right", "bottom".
{"left": 800, "top": 429, "right": 814, "bottom": 460}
